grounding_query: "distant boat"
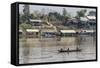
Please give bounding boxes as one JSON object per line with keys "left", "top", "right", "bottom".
{"left": 58, "top": 48, "right": 81, "bottom": 53}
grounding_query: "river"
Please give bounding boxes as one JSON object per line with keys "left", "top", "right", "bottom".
{"left": 19, "top": 35, "right": 96, "bottom": 64}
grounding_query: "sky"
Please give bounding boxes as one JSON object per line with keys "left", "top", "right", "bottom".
{"left": 19, "top": 4, "right": 96, "bottom": 17}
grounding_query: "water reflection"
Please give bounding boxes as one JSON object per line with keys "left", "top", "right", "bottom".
{"left": 19, "top": 35, "right": 96, "bottom": 64}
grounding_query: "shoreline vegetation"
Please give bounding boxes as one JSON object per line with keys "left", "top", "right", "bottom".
{"left": 19, "top": 5, "right": 96, "bottom": 38}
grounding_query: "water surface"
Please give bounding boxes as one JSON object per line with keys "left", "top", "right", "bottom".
{"left": 19, "top": 35, "right": 96, "bottom": 64}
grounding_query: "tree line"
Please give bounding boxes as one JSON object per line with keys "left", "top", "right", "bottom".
{"left": 19, "top": 5, "right": 87, "bottom": 24}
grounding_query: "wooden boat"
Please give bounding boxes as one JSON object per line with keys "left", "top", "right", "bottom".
{"left": 58, "top": 48, "right": 81, "bottom": 53}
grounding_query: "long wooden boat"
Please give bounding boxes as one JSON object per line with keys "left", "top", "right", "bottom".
{"left": 58, "top": 49, "right": 81, "bottom": 53}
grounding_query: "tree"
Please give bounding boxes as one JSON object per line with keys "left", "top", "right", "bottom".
{"left": 30, "top": 11, "right": 41, "bottom": 19}
{"left": 76, "top": 9, "right": 87, "bottom": 19}
{"left": 19, "top": 23, "right": 32, "bottom": 30}
{"left": 62, "top": 8, "right": 71, "bottom": 22}
{"left": 19, "top": 14, "right": 25, "bottom": 24}
{"left": 19, "top": 23, "right": 32, "bottom": 38}
{"left": 75, "top": 9, "right": 87, "bottom": 29}
{"left": 62, "top": 8, "right": 67, "bottom": 18}
{"left": 48, "top": 12, "right": 57, "bottom": 21}
{"left": 23, "top": 5, "right": 30, "bottom": 23}
{"left": 48, "top": 12, "right": 63, "bottom": 21}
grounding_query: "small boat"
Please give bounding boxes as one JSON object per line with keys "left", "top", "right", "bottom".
{"left": 58, "top": 48, "right": 81, "bottom": 53}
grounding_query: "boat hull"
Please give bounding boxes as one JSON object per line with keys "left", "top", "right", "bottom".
{"left": 58, "top": 49, "right": 81, "bottom": 53}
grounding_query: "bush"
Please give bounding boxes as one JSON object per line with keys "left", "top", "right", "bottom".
{"left": 19, "top": 23, "right": 32, "bottom": 30}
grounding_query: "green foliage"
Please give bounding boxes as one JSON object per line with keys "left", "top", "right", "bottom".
{"left": 30, "top": 11, "right": 42, "bottom": 19}
{"left": 42, "top": 15, "right": 48, "bottom": 22}
{"left": 22, "top": 5, "right": 30, "bottom": 23}
{"left": 48, "top": 15, "right": 56, "bottom": 21}
{"left": 23, "top": 5, "right": 30, "bottom": 16}
{"left": 76, "top": 9, "right": 87, "bottom": 18}
{"left": 62, "top": 8, "right": 67, "bottom": 17}
{"left": 62, "top": 8, "right": 71, "bottom": 22}
{"left": 48, "top": 12, "right": 63, "bottom": 21}
{"left": 19, "top": 23, "right": 32, "bottom": 30}
{"left": 19, "top": 14, "right": 27, "bottom": 24}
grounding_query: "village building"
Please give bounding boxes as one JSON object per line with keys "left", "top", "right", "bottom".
{"left": 30, "top": 19, "right": 42, "bottom": 26}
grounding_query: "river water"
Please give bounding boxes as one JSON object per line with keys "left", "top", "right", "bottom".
{"left": 19, "top": 35, "right": 96, "bottom": 64}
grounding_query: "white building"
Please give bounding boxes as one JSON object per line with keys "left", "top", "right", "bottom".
{"left": 86, "top": 11, "right": 96, "bottom": 23}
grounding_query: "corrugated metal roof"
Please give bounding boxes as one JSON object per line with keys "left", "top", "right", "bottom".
{"left": 80, "top": 17, "right": 88, "bottom": 21}
{"left": 19, "top": 29, "right": 22, "bottom": 32}
{"left": 84, "top": 30, "right": 94, "bottom": 33}
{"left": 42, "top": 29, "right": 56, "bottom": 32}
{"left": 26, "top": 29, "right": 39, "bottom": 32}
{"left": 87, "top": 16, "right": 96, "bottom": 20}
{"left": 60, "top": 30, "right": 76, "bottom": 33}
{"left": 30, "top": 19, "right": 42, "bottom": 22}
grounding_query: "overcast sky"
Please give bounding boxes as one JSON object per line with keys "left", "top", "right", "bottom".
{"left": 19, "top": 4, "right": 96, "bottom": 17}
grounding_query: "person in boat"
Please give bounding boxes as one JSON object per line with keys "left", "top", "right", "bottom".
{"left": 76, "top": 47, "right": 79, "bottom": 50}
{"left": 67, "top": 48, "right": 69, "bottom": 51}
{"left": 60, "top": 48, "right": 69, "bottom": 51}
{"left": 60, "top": 48, "right": 63, "bottom": 51}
